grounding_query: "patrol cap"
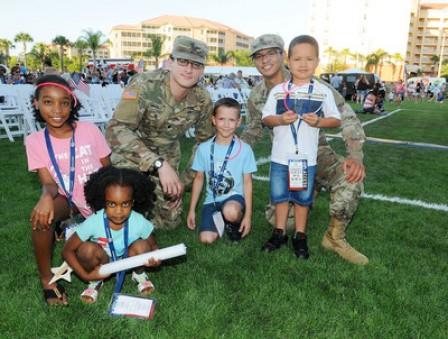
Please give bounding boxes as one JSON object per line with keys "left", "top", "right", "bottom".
{"left": 250, "top": 34, "right": 284, "bottom": 56}
{"left": 172, "top": 36, "right": 208, "bottom": 65}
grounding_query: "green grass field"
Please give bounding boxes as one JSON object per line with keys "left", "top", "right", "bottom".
{"left": 1, "top": 101, "right": 447, "bottom": 338}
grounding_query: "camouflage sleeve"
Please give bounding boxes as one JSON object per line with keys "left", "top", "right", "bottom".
{"left": 340, "top": 103, "right": 365, "bottom": 163}
{"left": 194, "top": 94, "right": 214, "bottom": 143}
{"left": 240, "top": 92, "right": 263, "bottom": 148}
{"left": 105, "top": 77, "right": 158, "bottom": 172}
{"left": 316, "top": 77, "right": 365, "bottom": 163}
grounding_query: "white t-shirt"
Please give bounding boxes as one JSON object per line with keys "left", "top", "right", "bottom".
{"left": 262, "top": 80, "right": 340, "bottom": 166}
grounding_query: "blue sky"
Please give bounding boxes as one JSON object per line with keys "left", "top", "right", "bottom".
{"left": 3, "top": 0, "right": 310, "bottom": 55}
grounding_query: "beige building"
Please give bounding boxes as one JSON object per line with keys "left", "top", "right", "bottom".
{"left": 406, "top": 0, "right": 448, "bottom": 76}
{"left": 109, "top": 15, "right": 253, "bottom": 66}
{"left": 66, "top": 45, "right": 110, "bottom": 61}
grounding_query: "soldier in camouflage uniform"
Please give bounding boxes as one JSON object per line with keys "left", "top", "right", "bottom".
{"left": 106, "top": 36, "right": 213, "bottom": 229}
{"left": 240, "top": 34, "right": 368, "bottom": 265}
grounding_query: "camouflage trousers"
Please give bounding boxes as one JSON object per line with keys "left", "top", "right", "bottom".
{"left": 265, "top": 144, "right": 363, "bottom": 228}
{"left": 148, "top": 174, "right": 183, "bottom": 230}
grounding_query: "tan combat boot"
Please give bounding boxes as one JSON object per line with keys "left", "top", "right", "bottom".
{"left": 321, "top": 217, "right": 368, "bottom": 265}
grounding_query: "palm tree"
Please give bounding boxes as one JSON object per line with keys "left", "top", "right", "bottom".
{"left": 52, "top": 35, "right": 71, "bottom": 72}
{"left": 0, "top": 39, "right": 14, "bottom": 65}
{"left": 143, "top": 34, "right": 166, "bottom": 69}
{"left": 430, "top": 55, "right": 440, "bottom": 76}
{"left": 391, "top": 53, "right": 404, "bottom": 79}
{"left": 324, "top": 46, "right": 337, "bottom": 72}
{"left": 365, "top": 49, "right": 389, "bottom": 76}
{"left": 210, "top": 48, "right": 233, "bottom": 66}
{"left": 81, "top": 29, "right": 106, "bottom": 69}
{"left": 340, "top": 48, "right": 351, "bottom": 68}
{"left": 73, "top": 39, "right": 89, "bottom": 72}
{"left": 30, "top": 43, "right": 51, "bottom": 70}
{"left": 14, "top": 32, "right": 33, "bottom": 68}
{"left": 231, "top": 50, "right": 252, "bottom": 66}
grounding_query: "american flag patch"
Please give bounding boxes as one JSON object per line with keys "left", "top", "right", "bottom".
{"left": 122, "top": 89, "right": 138, "bottom": 100}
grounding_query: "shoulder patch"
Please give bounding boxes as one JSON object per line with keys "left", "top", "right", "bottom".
{"left": 122, "top": 89, "right": 138, "bottom": 100}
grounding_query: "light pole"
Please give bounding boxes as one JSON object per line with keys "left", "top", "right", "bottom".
{"left": 437, "top": 33, "right": 445, "bottom": 78}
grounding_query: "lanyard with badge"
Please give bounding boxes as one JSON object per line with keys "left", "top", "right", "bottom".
{"left": 44, "top": 127, "right": 75, "bottom": 210}
{"left": 282, "top": 80, "right": 315, "bottom": 191}
{"left": 103, "top": 212, "right": 129, "bottom": 293}
{"left": 209, "top": 136, "right": 235, "bottom": 237}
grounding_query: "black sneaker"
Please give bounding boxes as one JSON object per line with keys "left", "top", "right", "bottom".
{"left": 225, "top": 222, "right": 242, "bottom": 242}
{"left": 261, "top": 228, "right": 288, "bottom": 252}
{"left": 292, "top": 232, "right": 309, "bottom": 259}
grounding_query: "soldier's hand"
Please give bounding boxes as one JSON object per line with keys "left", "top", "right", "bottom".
{"left": 158, "top": 161, "right": 184, "bottom": 198}
{"left": 343, "top": 159, "right": 365, "bottom": 183}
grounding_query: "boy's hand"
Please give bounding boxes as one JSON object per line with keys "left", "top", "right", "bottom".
{"left": 31, "top": 195, "right": 54, "bottom": 230}
{"left": 301, "top": 113, "right": 319, "bottom": 127}
{"left": 187, "top": 211, "right": 196, "bottom": 230}
{"left": 239, "top": 216, "right": 252, "bottom": 238}
{"left": 280, "top": 110, "right": 299, "bottom": 125}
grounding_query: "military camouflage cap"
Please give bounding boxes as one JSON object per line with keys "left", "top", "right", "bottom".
{"left": 172, "top": 36, "right": 208, "bottom": 65}
{"left": 250, "top": 34, "right": 284, "bottom": 56}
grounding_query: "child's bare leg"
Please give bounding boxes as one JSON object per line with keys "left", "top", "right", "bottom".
{"left": 294, "top": 204, "right": 309, "bottom": 234}
{"left": 221, "top": 201, "right": 243, "bottom": 224}
{"left": 32, "top": 195, "right": 70, "bottom": 289}
{"left": 76, "top": 242, "right": 109, "bottom": 273}
{"left": 199, "top": 231, "right": 218, "bottom": 244}
{"left": 77, "top": 242, "right": 108, "bottom": 303}
{"left": 129, "top": 239, "right": 156, "bottom": 294}
{"left": 128, "top": 239, "right": 151, "bottom": 257}
{"left": 275, "top": 202, "right": 289, "bottom": 231}
{"left": 261, "top": 201, "right": 289, "bottom": 252}
{"left": 222, "top": 200, "right": 245, "bottom": 241}
{"left": 292, "top": 204, "right": 310, "bottom": 259}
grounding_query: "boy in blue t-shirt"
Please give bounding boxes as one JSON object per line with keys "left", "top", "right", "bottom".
{"left": 187, "top": 98, "right": 257, "bottom": 243}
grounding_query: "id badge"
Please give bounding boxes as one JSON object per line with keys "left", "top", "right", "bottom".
{"left": 212, "top": 211, "right": 225, "bottom": 237}
{"left": 288, "top": 154, "right": 308, "bottom": 191}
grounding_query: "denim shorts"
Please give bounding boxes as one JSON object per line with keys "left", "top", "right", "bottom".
{"left": 269, "top": 162, "right": 316, "bottom": 206}
{"left": 199, "top": 194, "right": 245, "bottom": 233}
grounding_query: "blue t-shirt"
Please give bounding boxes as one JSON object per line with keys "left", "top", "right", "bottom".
{"left": 192, "top": 136, "right": 257, "bottom": 204}
{"left": 76, "top": 209, "right": 154, "bottom": 257}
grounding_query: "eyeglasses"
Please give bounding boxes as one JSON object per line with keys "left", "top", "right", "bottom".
{"left": 175, "top": 58, "right": 204, "bottom": 70}
{"left": 252, "top": 49, "right": 281, "bottom": 62}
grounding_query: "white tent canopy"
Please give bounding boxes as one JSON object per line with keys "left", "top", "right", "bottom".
{"left": 204, "top": 66, "right": 260, "bottom": 77}
{"left": 338, "top": 68, "right": 371, "bottom": 74}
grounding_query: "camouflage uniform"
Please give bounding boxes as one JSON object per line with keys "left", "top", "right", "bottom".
{"left": 241, "top": 64, "right": 367, "bottom": 263}
{"left": 106, "top": 37, "right": 213, "bottom": 229}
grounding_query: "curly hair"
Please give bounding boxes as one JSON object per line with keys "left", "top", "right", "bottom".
{"left": 84, "top": 166, "right": 156, "bottom": 216}
{"left": 32, "top": 74, "right": 81, "bottom": 125}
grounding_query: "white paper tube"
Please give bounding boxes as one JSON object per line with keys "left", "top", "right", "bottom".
{"left": 98, "top": 243, "right": 186, "bottom": 276}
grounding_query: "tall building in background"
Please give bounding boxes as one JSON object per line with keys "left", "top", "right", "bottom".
{"left": 109, "top": 15, "right": 253, "bottom": 67}
{"left": 406, "top": 0, "right": 448, "bottom": 76}
{"left": 309, "top": 0, "right": 412, "bottom": 80}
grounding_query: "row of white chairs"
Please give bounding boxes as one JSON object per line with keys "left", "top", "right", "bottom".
{"left": 0, "top": 84, "right": 252, "bottom": 142}
{"left": 0, "top": 84, "right": 125, "bottom": 141}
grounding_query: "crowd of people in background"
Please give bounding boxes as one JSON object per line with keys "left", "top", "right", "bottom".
{"left": 327, "top": 73, "right": 446, "bottom": 115}
{"left": 1, "top": 60, "right": 446, "bottom": 109}
{"left": 0, "top": 62, "right": 137, "bottom": 87}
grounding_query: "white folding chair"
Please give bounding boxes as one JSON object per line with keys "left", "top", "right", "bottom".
{"left": 74, "top": 89, "right": 109, "bottom": 131}
{"left": 0, "top": 85, "right": 28, "bottom": 142}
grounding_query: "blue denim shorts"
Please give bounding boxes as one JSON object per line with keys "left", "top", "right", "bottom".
{"left": 199, "top": 194, "right": 245, "bottom": 233}
{"left": 269, "top": 162, "right": 316, "bottom": 206}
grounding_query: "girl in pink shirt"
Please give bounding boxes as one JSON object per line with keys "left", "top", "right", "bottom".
{"left": 25, "top": 74, "right": 111, "bottom": 305}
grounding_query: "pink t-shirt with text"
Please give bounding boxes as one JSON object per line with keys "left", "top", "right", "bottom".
{"left": 25, "top": 121, "right": 111, "bottom": 217}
